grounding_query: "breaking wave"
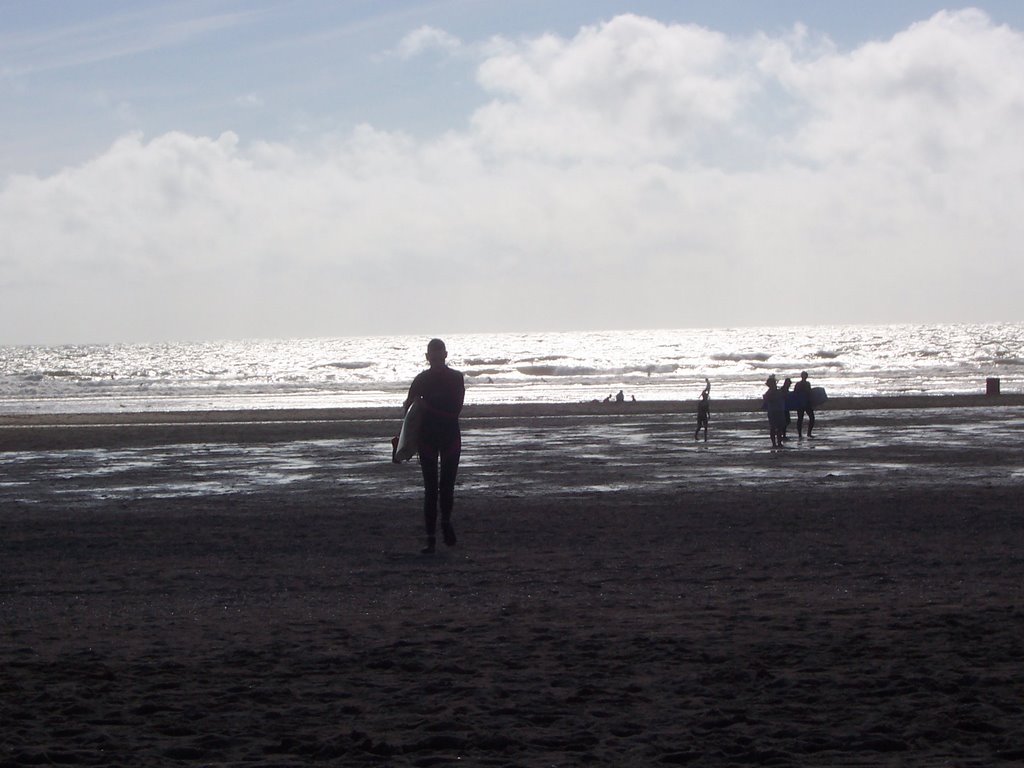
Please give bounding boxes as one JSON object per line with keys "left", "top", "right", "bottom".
{"left": 711, "top": 352, "right": 771, "bottom": 362}
{"left": 516, "top": 365, "right": 602, "bottom": 377}
{"left": 318, "top": 361, "right": 375, "bottom": 370}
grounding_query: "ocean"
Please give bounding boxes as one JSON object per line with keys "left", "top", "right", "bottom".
{"left": 1, "top": 323, "right": 1021, "bottom": 415}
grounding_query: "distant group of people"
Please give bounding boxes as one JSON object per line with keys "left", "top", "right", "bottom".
{"left": 762, "top": 371, "right": 816, "bottom": 447}
{"left": 694, "top": 371, "right": 817, "bottom": 447}
{"left": 396, "top": 338, "right": 823, "bottom": 554}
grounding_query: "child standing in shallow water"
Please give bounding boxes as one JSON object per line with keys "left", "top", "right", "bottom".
{"left": 695, "top": 378, "right": 710, "bottom": 441}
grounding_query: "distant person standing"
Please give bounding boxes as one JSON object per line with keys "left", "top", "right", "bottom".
{"left": 763, "top": 375, "right": 786, "bottom": 448}
{"left": 781, "top": 377, "right": 793, "bottom": 442}
{"left": 793, "top": 371, "right": 816, "bottom": 438}
{"left": 403, "top": 339, "right": 465, "bottom": 554}
{"left": 695, "top": 378, "right": 710, "bottom": 441}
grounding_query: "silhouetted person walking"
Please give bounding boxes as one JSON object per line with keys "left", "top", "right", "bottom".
{"left": 793, "top": 371, "right": 815, "bottom": 438}
{"left": 404, "top": 339, "right": 465, "bottom": 554}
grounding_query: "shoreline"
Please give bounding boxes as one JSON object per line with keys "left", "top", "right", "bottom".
{"left": 2, "top": 393, "right": 1022, "bottom": 452}
{"left": 3, "top": 392, "right": 1021, "bottom": 425}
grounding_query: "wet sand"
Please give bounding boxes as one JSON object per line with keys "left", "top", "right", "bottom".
{"left": 2, "top": 399, "right": 1024, "bottom": 766}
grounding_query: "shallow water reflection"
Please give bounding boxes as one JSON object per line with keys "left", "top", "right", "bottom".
{"left": 2, "top": 407, "right": 1021, "bottom": 505}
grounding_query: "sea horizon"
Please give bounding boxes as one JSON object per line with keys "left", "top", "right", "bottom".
{"left": 2, "top": 321, "right": 1021, "bottom": 415}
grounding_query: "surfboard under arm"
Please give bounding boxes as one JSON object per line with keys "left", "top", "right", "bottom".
{"left": 395, "top": 398, "right": 423, "bottom": 462}
{"left": 810, "top": 387, "right": 828, "bottom": 407}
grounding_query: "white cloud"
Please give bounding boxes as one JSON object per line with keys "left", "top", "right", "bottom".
{"left": 2, "top": 11, "right": 1023, "bottom": 343}
{"left": 472, "top": 15, "right": 753, "bottom": 160}
{"left": 392, "top": 25, "right": 462, "bottom": 59}
{"left": 765, "top": 9, "right": 1024, "bottom": 169}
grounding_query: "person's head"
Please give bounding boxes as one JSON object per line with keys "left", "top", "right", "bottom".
{"left": 801, "top": 371, "right": 808, "bottom": 381}
{"left": 766, "top": 374, "right": 777, "bottom": 388}
{"left": 426, "top": 338, "right": 447, "bottom": 367}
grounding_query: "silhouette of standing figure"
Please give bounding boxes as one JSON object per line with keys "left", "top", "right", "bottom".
{"left": 404, "top": 339, "right": 465, "bottom": 554}
{"left": 763, "top": 375, "right": 786, "bottom": 448}
{"left": 781, "top": 377, "right": 793, "bottom": 442}
{"left": 793, "top": 371, "right": 816, "bottom": 438}
{"left": 695, "top": 378, "right": 710, "bottom": 441}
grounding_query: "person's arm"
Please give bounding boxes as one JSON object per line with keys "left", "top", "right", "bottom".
{"left": 454, "top": 372, "right": 465, "bottom": 415}
{"left": 403, "top": 374, "right": 422, "bottom": 414}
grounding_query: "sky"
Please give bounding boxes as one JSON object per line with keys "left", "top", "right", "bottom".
{"left": 2, "top": 1, "right": 1023, "bottom": 344}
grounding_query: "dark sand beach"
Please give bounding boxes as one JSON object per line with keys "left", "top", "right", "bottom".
{"left": 2, "top": 398, "right": 1023, "bottom": 766}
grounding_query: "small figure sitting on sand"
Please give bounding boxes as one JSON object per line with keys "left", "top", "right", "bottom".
{"left": 615, "top": 390, "right": 625, "bottom": 403}
{"left": 695, "top": 378, "right": 710, "bottom": 441}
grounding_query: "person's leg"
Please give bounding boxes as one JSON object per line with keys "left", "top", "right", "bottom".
{"left": 419, "top": 445, "right": 440, "bottom": 551}
{"left": 797, "top": 409, "right": 805, "bottom": 437}
{"left": 770, "top": 413, "right": 784, "bottom": 447}
{"left": 438, "top": 437, "right": 461, "bottom": 545}
{"left": 807, "top": 408, "right": 815, "bottom": 437}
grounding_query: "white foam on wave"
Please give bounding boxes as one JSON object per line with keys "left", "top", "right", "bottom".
{"left": 316, "top": 361, "right": 375, "bottom": 370}
{"left": 711, "top": 352, "right": 771, "bottom": 362}
{"left": 516, "top": 365, "right": 602, "bottom": 377}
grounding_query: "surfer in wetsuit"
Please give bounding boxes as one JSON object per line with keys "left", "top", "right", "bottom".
{"left": 793, "top": 371, "right": 815, "bottom": 438}
{"left": 404, "top": 338, "right": 465, "bottom": 554}
{"left": 695, "top": 378, "right": 710, "bottom": 441}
